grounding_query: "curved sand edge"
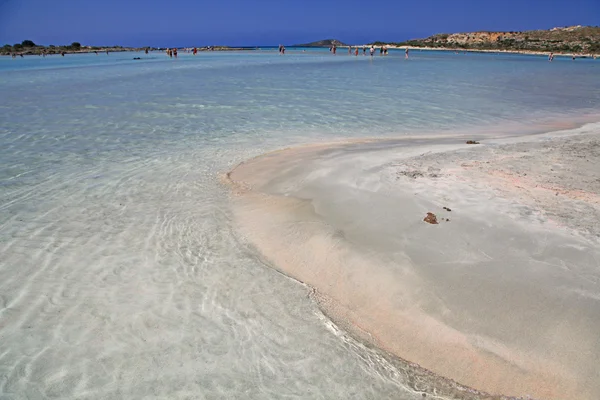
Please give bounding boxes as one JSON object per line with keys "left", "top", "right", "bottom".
{"left": 225, "top": 129, "right": 600, "bottom": 400}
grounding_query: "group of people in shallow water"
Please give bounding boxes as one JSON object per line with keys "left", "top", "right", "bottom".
{"left": 548, "top": 52, "right": 585, "bottom": 61}
{"left": 274, "top": 44, "right": 410, "bottom": 59}
{"left": 165, "top": 48, "right": 178, "bottom": 58}
{"left": 325, "top": 44, "right": 409, "bottom": 59}
{"left": 165, "top": 47, "right": 217, "bottom": 57}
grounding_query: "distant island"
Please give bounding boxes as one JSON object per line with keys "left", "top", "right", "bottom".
{"left": 371, "top": 25, "right": 600, "bottom": 55}
{"left": 293, "top": 39, "right": 348, "bottom": 47}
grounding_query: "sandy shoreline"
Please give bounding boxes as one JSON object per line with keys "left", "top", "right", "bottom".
{"left": 364, "top": 45, "right": 598, "bottom": 58}
{"left": 226, "top": 124, "right": 600, "bottom": 399}
{"left": 329, "top": 44, "right": 597, "bottom": 58}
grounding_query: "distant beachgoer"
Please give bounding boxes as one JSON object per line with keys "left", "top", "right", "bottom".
{"left": 106, "top": 50, "right": 109, "bottom": 55}
{"left": 370, "top": 46, "right": 375, "bottom": 57}
{"left": 380, "top": 46, "right": 383, "bottom": 55}
{"left": 333, "top": 45, "right": 337, "bottom": 55}
{"left": 572, "top": 55, "right": 575, "bottom": 61}
{"left": 61, "top": 52, "right": 65, "bottom": 57}
{"left": 363, "top": 46, "right": 366, "bottom": 55}
{"left": 282, "top": 46, "right": 285, "bottom": 55}
{"left": 405, "top": 48, "right": 409, "bottom": 59}
{"left": 548, "top": 52, "right": 553, "bottom": 62}
{"left": 348, "top": 46, "right": 352, "bottom": 55}
{"left": 384, "top": 47, "right": 388, "bottom": 55}
{"left": 193, "top": 47, "right": 197, "bottom": 55}
{"left": 173, "top": 48, "right": 178, "bottom": 58}
{"left": 355, "top": 47, "right": 358, "bottom": 56}
{"left": 145, "top": 48, "right": 149, "bottom": 54}
{"left": 20, "top": 54, "right": 24, "bottom": 58}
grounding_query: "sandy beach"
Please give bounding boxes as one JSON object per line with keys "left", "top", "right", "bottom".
{"left": 227, "top": 124, "right": 600, "bottom": 400}
{"left": 349, "top": 45, "right": 598, "bottom": 58}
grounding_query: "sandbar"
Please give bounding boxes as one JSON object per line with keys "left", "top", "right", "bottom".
{"left": 226, "top": 125, "right": 600, "bottom": 399}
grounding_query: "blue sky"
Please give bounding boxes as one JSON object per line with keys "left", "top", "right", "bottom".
{"left": 0, "top": 0, "right": 598, "bottom": 47}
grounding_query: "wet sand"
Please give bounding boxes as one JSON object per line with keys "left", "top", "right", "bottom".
{"left": 226, "top": 124, "right": 600, "bottom": 400}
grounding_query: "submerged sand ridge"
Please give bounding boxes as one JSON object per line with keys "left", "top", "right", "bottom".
{"left": 227, "top": 128, "right": 600, "bottom": 400}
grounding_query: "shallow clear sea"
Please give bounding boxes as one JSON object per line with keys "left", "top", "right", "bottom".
{"left": 0, "top": 49, "right": 599, "bottom": 399}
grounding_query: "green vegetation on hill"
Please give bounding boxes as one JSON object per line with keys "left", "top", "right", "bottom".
{"left": 371, "top": 26, "right": 600, "bottom": 55}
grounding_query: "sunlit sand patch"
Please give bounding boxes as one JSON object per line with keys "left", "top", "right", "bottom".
{"left": 226, "top": 130, "right": 600, "bottom": 400}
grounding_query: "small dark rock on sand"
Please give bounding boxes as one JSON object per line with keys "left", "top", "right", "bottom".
{"left": 399, "top": 170, "right": 424, "bottom": 179}
{"left": 424, "top": 212, "right": 439, "bottom": 224}
{"left": 466, "top": 140, "right": 480, "bottom": 144}
{"left": 443, "top": 207, "right": 452, "bottom": 212}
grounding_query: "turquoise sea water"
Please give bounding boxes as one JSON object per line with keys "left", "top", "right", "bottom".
{"left": 0, "top": 50, "right": 599, "bottom": 399}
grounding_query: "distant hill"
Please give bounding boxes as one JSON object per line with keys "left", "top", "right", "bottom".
{"left": 373, "top": 26, "right": 600, "bottom": 54}
{"left": 293, "top": 39, "right": 348, "bottom": 47}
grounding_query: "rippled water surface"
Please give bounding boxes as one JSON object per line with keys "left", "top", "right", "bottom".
{"left": 0, "top": 50, "right": 599, "bottom": 399}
